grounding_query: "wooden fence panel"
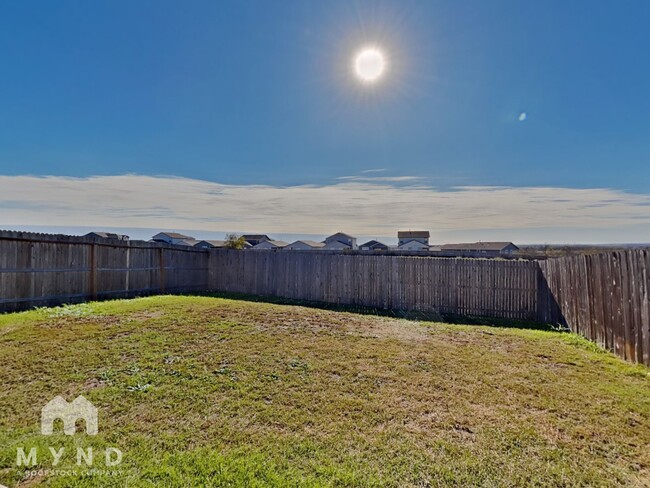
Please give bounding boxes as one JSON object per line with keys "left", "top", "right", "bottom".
{"left": 0, "top": 231, "right": 209, "bottom": 312}
{"left": 208, "top": 250, "right": 542, "bottom": 321}
{"left": 539, "top": 248, "right": 650, "bottom": 366}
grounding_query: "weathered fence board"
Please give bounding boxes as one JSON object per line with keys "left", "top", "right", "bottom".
{"left": 539, "top": 249, "right": 650, "bottom": 365}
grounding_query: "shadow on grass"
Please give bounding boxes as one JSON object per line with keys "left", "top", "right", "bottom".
{"left": 193, "top": 291, "right": 565, "bottom": 332}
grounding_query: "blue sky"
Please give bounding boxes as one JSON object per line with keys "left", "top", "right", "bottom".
{"left": 1, "top": 1, "right": 649, "bottom": 243}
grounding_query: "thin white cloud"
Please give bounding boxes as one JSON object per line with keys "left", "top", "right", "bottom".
{"left": 337, "top": 175, "right": 426, "bottom": 183}
{"left": 359, "top": 168, "right": 387, "bottom": 174}
{"left": 0, "top": 174, "right": 649, "bottom": 240}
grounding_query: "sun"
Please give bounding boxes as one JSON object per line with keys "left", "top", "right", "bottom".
{"left": 354, "top": 47, "right": 386, "bottom": 83}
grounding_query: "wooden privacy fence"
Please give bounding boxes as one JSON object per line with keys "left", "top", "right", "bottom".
{"left": 208, "top": 250, "right": 551, "bottom": 322}
{"left": 0, "top": 230, "right": 209, "bottom": 312}
{"left": 1, "top": 232, "right": 649, "bottom": 366}
{"left": 539, "top": 249, "right": 650, "bottom": 366}
{"left": 208, "top": 249, "right": 650, "bottom": 365}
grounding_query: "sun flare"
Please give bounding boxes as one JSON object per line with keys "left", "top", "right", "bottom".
{"left": 354, "top": 47, "right": 386, "bottom": 83}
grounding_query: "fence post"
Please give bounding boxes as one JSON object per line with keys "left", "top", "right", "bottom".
{"left": 125, "top": 245, "right": 131, "bottom": 294}
{"left": 158, "top": 247, "right": 165, "bottom": 293}
{"left": 89, "top": 243, "right": 97, "bottom": 300}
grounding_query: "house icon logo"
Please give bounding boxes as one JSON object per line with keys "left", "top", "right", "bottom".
{"left": 41, "top": 395, "right": 98, "bottom": 436}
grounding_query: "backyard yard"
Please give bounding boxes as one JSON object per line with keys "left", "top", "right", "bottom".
{"left": 0, "top": 295, "right": 649, "bottom": 487}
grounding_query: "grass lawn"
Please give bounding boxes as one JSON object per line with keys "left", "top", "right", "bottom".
{"left": 1, "top": 295, "right": 649, "bottom": 487}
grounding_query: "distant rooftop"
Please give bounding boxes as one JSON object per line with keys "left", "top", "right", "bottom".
{"left": 84, "top": 232, "right": 129, "bottom": 240}
{"left": 293, "top": 240, "right": 326, "bottom": 248}
{"left": 398, "top": 230, "right": 430, "bottom": 239}
{"left": 194, "top": 240, "right": 226, "bottom": 247}
{"left": 154, "top": 232, "right": 192, "bottom": 239}
{"left": 327, "top": 232, "right": 355, "bottom": 239}
{"left": 360, "top": 240, "right": 388, "bottom": 247}
{"left": 266, "top": 240, "right": 289, "bottom": 247}
{"left": 177, "top": 238, "right": 200, "bottom": 246}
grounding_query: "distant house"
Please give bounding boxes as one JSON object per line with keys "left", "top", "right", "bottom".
{"left": 284, "top": 240, "right": 326, "bottom": 251}
{"left": 397, "top": 230, "right": 430, "bottom": 251}
{"left": 440, "top": 242, "right": 519, "bottom": 255}
{"left": 193, "top": 240, "right": 226, "bottom": 249}
{"left": 152, "top": 232, "right": 194, "bottom": 245}
{"left": 398, "top": 240, "right": 430, "bottom": 251}
{"left": 177, "top": 239, "right": 200, "bottom": 247}
{"left": 242, "top": 235, "right": 271, "bottom": 247}
{"left": 252, "top": 240, "right": 289, "bottom": 250}
{"left": 359, "top": 240, "right": 389, "bottom": 251}
{"left": 84, "top": 232, "right": 129, "bottom": 241}
{"left": 323, "top": 232, "right": 357, "bottom": 250}
{"left": 322, "top": 240, "right": 351, "bottom": 250}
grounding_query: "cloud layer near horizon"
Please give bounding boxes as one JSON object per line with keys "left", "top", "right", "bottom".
{"left": 1, "top": 174, "right": 649, "bottom": 241}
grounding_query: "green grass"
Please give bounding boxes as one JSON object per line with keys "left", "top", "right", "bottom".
{"left": 0, "top": 295, "right": 649, "bottom": 487}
